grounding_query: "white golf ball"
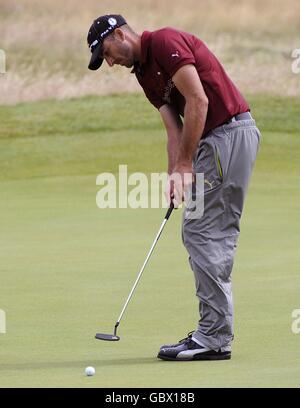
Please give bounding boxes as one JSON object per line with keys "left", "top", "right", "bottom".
{"left": 85, "top": 366, "right": 95, "bottom": 376}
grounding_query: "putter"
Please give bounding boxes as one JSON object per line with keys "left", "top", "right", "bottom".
{"left": 95, "top": 203, "right": 174, "bottom": 341}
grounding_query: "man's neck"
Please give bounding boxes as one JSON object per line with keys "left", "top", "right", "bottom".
{"left": 133, "top": 34, "right": 142, "bottom": 63}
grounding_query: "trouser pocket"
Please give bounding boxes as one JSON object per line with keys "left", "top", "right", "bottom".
{"left": 194, "top": 137, "right": 224, "bottom": 194}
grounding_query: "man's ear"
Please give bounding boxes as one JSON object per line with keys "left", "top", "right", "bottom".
{"left": 114, "top": 28, "right": 126, "bottom": 41}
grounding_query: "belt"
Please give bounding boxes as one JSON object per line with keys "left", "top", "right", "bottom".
{"left": 227, "top": 111, "right": 253, "bottom": 123}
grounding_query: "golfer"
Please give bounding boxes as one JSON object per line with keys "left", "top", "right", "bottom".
{"left": 87, "top": 14, "right": 261, "bottom": 361}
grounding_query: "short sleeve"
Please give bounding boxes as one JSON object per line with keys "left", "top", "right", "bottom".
{"left": 152, "top": 28, "right": 196, "bottom": 78}
{"left": 143, "top": 87, "right": 165, "bottom": 110}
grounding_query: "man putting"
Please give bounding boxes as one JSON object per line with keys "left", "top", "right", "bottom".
{"left": 87, "top": 14, "right": 260, "bottom": 361}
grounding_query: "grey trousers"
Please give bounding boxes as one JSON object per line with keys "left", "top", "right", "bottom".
{"left": 182, "top": 117, "right": 261, "bottom": 351}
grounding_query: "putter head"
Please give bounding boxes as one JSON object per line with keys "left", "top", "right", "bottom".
{"left": 95, "top": 333, "right": 120, "bottom": 341}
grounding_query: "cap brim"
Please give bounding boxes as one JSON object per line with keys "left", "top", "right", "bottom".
{"left": 88, "top": 42, "right": 104, "bottom": 71}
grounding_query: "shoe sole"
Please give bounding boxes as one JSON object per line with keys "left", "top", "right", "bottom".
{"left": 157, "top": 352, "right": 231, "bottom": 361}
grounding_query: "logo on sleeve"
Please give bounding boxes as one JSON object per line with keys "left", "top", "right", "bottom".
{"left": 171, "top": 50, "right": 180, "bottom": 58}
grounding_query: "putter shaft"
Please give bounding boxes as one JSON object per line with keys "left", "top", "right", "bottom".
{"left": 116, "top": 204, "right": 174, "bottom": 328}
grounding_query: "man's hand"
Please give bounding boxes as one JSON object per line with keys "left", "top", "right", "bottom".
{"left": 166, "top": 161, "right": 194, "bottom": 208}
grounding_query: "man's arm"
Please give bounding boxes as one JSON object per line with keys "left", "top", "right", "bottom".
{"left": 171, "top": 64, "right": 209, "bottom": 204}
{"left": 172, "top": 64, "right": 208, "bottom": 171}
{"left": 159, "top": 104, "right": 183, "bottom": 175}
{"left": 159, "top": 104, "right": 183, "bottom": 205}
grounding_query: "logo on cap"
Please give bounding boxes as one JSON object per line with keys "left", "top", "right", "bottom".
{"left": 108, "top": 17, "right": 117, "bottom": 26}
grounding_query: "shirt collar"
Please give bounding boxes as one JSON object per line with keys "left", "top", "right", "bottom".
{"left": 140, "top": 31, "right": 152, "bottom": 64}
{"left": 131, "top": 31, "right": 152, "bottom": 74}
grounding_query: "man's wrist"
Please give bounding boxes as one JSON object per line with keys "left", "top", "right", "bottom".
{"left": 174, "top": 158, "right": 193, "bottom": 170}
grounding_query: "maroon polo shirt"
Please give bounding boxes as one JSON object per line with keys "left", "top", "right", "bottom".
{"left": 133, "top": 28, "right": 250, "bottom": 136}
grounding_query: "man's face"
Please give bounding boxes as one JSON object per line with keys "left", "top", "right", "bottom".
{"left": 101, "top": 31, "right": 135, "bottom": 68}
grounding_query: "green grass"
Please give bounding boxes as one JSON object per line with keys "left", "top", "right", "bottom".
{"left": 0, "top": 94, "right": 300, "bottom": 387}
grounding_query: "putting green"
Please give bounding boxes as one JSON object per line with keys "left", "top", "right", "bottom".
{"left": 0, "top": 94, "right": 299, "bottom": 387}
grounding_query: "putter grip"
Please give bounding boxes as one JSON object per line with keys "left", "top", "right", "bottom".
{"left": 165, "top": 202, "right": 174, "bottom": 220}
